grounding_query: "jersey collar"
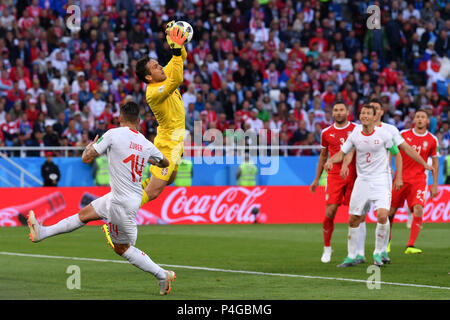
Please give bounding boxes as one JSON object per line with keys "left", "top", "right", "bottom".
{"left": 333, "top": 121, "right": 351, "bottom": 130}
{"left": 361, "top": 127, "right": 376, "bottom": 136}
{"left": 412, "top": 128, "right": 428, "bottom": 137}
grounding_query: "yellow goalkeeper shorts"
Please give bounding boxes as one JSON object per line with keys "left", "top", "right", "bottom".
{"left": 149, "top": 139, "right": 183, "bottom": 182}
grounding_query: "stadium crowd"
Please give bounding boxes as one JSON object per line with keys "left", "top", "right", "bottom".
{"left": 0, "top": 0, "right": 449, "bottom": 158}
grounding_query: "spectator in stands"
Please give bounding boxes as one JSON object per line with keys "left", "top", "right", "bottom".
{"left": 0, "top": 0, "right": 446, "bottom": 160}
{"left": 43, "top": 122, "right": 60, "bottom": 147}
{"left": 182, "top": 83, "right": 197, "bottom": 112}
{"left": 290, "top": 119, "right": 309, "bottom": 147}
{"left": 109, "top": 41, "right": 128, "bottom": 68}
{"left": 425, "top": 105, "right": 439, "bottom": 134}
{"left": 12, "top": 131, "right": 28, "bottom": 157}
{"left": 9, "top": 101, "right": 23, "bottom": 121}
{"left": 62, "top": 118, "right": 81, "bottom": 146}
{"left": 75, "top": 130, "right": 91, "bottom": 157}
{"left": 88, "top": 91, "right": 106, "bottom": 119}
{"left": 18, "top": 112, "right": 32, "bottom": 140}
{"left": 0, "top": 98, "right": 6, "bottom": 124}
{"left": 397, "top": 95, "right": 418, "bottom": 116}
{"left": 0, "top": 70, "right": 12, "bottom": 96}
{"left": 6, "top": 81, "right": 25, "bottom": 106}
{"left": 27, "top": 129, "right": 44, "bottom": 157}
{"left": 47, "top": 90, "right": 66, "bottom": 118}
{"left": 246, "top": 108, "right": 264, "bottom": 134}
{"left": 185, "top": 102, "right": 200, "bottom": 134}
{"left": 435, "top": 29, "right": 450, "bottom": 57}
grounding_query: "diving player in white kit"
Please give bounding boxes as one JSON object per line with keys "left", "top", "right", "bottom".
{"left": 27, "top": 101, "right": 176, "bottom": 295}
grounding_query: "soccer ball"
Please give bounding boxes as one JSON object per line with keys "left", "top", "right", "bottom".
{"left": 175, "top": 21, "right": 194, "bottom": 44}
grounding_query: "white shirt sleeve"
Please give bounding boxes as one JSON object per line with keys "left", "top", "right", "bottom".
{"left": 392, "top": 128, "right": 404, "bottom": 146}
{"left": 383, "top": 130, "right": 394, "bottom": 150}
{"left": 147, "top": 142, "right": 164, "bottom": 163}
{"left": 341, "top": 131, "right": 355, "bottom": 154}
{"left": 93, "top": 130, "right": 113, "bottom": 155}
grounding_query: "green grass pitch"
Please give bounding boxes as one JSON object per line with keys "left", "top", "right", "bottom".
{"left": 0, "top": 223, "right": 449, "bottom": 300}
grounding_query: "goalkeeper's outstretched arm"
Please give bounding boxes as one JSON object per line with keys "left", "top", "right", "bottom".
{"left": 149, "top": 26, "right": 187, "bottom": 104}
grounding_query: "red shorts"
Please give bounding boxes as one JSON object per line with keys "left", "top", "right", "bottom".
{"left": 325, "top": 174, "right": 356, "bottom": 206}
{"left": 391, "top": 179, "right": 428, "bottom": 210}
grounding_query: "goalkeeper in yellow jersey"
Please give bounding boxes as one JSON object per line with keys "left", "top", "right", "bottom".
{"left": 135, "top": 22, "right": 188, "bottom": 206}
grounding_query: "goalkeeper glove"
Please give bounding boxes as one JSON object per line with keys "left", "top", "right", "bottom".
{"left": 166, "top": 25, "right": 187, "bottom": 50}
{"left": 165, "top": 20, "right": 175, "bottom": 36}
{"left": 165, "top": 21, "right": 175, "bottom": 45}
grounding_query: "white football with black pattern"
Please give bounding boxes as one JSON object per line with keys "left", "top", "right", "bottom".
{"left": 175, "top": 20, "right": 194, "bottom": 44}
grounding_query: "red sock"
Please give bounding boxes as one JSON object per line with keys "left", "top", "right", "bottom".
{"left": 407, "top": 216, "right": 423, "bottom": 247}
{"left": 323, "top": 216, "right": 334, "bottom": 247}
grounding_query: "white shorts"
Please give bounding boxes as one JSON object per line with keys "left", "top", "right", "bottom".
{"left": 349, "top": 176, "right": 391, "bottom": 216}
{"left": 90, "top": 192, "right": 140, "bottom": 245}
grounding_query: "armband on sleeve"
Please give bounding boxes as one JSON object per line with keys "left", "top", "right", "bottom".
{"left": 388, "top": 143, "right": 400, "bottom": 155}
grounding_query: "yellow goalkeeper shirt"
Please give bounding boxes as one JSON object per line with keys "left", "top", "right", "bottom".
{"left": 145, "top": 47, "right": 187, "bottom": 144}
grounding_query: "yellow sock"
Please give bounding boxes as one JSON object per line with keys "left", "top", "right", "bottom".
{"left": 141, "top": 190, "right": 150, "bottom": 207}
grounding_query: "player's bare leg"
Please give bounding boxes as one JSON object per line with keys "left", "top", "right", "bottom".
{"left": 321, "top": 204, "right": 338, "bottom": 263}
{"left": 28, "top": 204, "right": 100, "bottom": 243}
{"left": 405, "top": 204, "right": 423, "bottom": 254}
{"left": 167, "top": 170, "right": 177, "bottom": 185}
{"left": 374, "top": 208, "right": 390, "bottom": 266}
{"left": 141, "top": 171, "right": 177, "bottom": 206}
{"left": 337, "top": 214, "right": 363, "bottom": 267}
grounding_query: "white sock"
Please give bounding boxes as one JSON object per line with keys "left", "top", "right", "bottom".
{"left": 383, "top": 219, "right": 391, "bottom": 252}
{"left": 122, "top": 246, "right": 166, "bottom": 280}
{"left": 357, "top": 222, "right": 366, "bottom": 257}
{"left": 374, "top": 221, "right": 389, "bottom": 255}
{"left": 347, "top": 226, "right": 360, "bottom": 259}
{"left": 40, "top": 214, "right": 85, "bottom": 240}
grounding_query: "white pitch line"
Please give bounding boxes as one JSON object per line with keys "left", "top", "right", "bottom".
{"left": 1, "top": 251, "right": 449, "bottom": 291}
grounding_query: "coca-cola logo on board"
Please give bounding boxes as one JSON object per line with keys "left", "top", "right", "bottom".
{"left": 161, "top": 187, "right": 267, "bottom": 224}
{"left": 422, "top": 185, "right": 450, "bottom": 222}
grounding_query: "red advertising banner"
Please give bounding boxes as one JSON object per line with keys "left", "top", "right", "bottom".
{"left": 0, "top": 186, "right": 449, "bottom": 227}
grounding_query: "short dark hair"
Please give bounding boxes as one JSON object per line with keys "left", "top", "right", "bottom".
{"left": 136, "top": 56, "right": 151, "bottom": 84}
{"left": 120, "top": 101, "right": 140, "bottom": 123}
{"left": 415, "top": 109, "right": 429, "bottom": 118}
{"left": 333, "top": 100, "right": 348, "bottom": 109}
{"left": 369, "top": 98, "right": 382, "bottom": 108}
{"left": 361, "top": 104, "right": 376, "bottom": 115}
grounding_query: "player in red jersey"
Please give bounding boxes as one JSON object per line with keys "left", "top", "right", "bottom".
{"left": 389, "top": 109, "right": 439, "bottom": 254}
{"left": 310, "top": 101, "right": 361, "bottom": 263}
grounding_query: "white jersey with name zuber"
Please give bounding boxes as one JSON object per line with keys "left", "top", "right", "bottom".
{"left": 93, "top": 126, "right": 164, "bottom": 205}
